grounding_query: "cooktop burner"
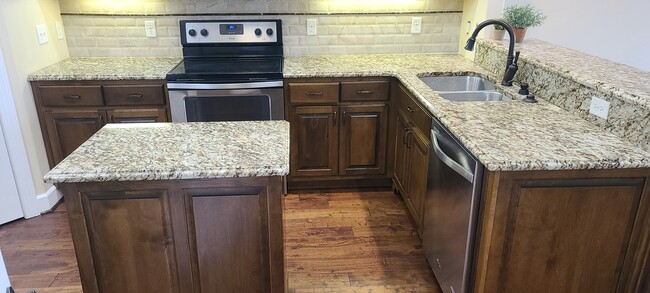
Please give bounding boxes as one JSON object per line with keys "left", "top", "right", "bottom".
{"left": 167, "top": 19, "right": 283, "bottom": 83}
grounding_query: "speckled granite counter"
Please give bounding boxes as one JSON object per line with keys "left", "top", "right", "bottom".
{"left": 28, "top": 57, "right": 181, "bottom": 81}
{"left": 285, "top": 54, "right": 650, "bottom": 171}
{"left": 44, "top": 121, "right": 289, "bottom": 183}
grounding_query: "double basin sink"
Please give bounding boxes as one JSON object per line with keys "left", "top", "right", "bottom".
{"left": 419, "top": 75, "right": 507, "bottom": 102}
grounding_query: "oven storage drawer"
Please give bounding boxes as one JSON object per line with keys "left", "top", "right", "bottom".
{"left": 341, "top": 81, "right": 389, "bottom": 101}
{"left": 288, "top": 82, "right": 339, "bottom": 104}
{"left": 103, "top": 85, "right": 166, "bottom": 106}
{"left": 39, "top": 85, "right": 103, "bottom": 107}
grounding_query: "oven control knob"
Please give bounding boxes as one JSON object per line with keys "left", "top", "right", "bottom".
{"left": 255, "top": 28, "right": 262, "bottom": 36}
{"left": 266, "top": 28, "right": 274, "bottom": 36}
{"left": 188, "top": 29, "right": 197, "bottom": 37}
{"left": 200, "top": 29, "right": 208, "bottom": 37}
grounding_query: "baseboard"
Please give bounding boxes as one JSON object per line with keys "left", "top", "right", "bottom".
{"left": 35, "top": 185, "right": 63, "bottom": 215}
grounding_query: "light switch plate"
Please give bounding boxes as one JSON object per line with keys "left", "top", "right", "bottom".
{"left": 589, "top": 96, "right": 610, "bottom": 119}
{"left": 35, "top": 24, "right": 48, "bottom": 44}
{"left": 306, "top": 19, "right": 317, "bottom": 36}
{"left": 55, "top": 21, "right": 65, "bottom": 40}
{"left": 411, "top": 17, "right": 422, "bottom": 34}
{"left": 144, "top": 20, "right": 157, "bottom": 38}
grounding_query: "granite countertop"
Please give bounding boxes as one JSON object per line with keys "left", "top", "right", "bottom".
{"left": 43, "top": 121, "right": 290, "bottom": 183}
{"left": 285, "top": 54, "right": 650, "bottom": 171}
{"left": 32, "top": 53, "right": 650, "bottom": 172}
{"left": 28, "top": 57, "right": 181, "bottom": 81}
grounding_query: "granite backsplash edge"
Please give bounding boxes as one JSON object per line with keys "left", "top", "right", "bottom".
{"left": 474, "top": 39, "right": 650, "bottom": 152}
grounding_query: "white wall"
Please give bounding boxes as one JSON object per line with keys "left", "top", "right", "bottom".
{"left": 504, "top": 0, "right": 650, "bottom": 71}
{"left": 0, "top": 248, "right": 9, "bottom": 291}
{"left": 0, "top": 0, "right": 69, "bottom": 217}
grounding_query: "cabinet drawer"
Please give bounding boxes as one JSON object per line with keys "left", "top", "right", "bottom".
{"left": 289, "top": 82, "right": 339, "bottom": 104}
{"left": 103, "top": 85, "right": 165, "bottom": 106}
{"left": 399, "top": 87, "right": 431, "bottom": 134}
{"left": 39, "top": 85, "right": 103, "bottom": 107}
{"left": 340, "top": 81, "right": 389, "bottom": 101}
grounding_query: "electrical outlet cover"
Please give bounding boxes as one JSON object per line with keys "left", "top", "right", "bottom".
{"left": 55, "top": 21, "right": 65, "bottom": 40}
{"left": 306, "top": 19, "right": 317, "bottom": 36}
{"left": 35, "top": 24, "right": 48, "bottom": 45}
{"left": 411, "top": 17, "right": 422, "bottom": 34}
{"left": 589, "top": 96, "right": 610, "bottom": 119}
{"left": 144, "top": 20, "right": 157, "bottom": 38}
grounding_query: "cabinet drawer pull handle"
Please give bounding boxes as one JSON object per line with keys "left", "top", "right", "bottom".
{"left": 402, "top": 128, "right": 410, "bottom": 145}
{"left": 126, "top": 94, "right": 144, "bottom": 98}
{"left": 357, "top": 90, "right": 373, "bottom": 94}
{"left": 333, "top": 110, "right": 338, "bottom": 125}
{"left": 64, "top": 95, "right": 81, "bottom": 100}
{"left": 406, "top": 106, "right": 416, "bottom": 112}
{"left": 342, "top": 110, "right": 347, "bottom": 125}
{"left": 306, "top": 91, "right": 324, "bottom": 96}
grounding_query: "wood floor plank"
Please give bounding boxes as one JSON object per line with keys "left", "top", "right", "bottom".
{"left": 0, "top": 191, "right": 440, "bottom": 292}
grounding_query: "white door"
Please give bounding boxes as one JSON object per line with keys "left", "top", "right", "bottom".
{"left": 0, "top": 121, "right": 23, "bottom": 224}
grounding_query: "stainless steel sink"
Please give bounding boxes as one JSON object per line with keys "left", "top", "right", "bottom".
{"left": 419, "top": 76, "right": 497, "bottom": 91}
{"left": 419, "top": 75, "right": 507, "bottom": 102}
{"left": 437, "top": 91, "right": 505, "bottom": 102}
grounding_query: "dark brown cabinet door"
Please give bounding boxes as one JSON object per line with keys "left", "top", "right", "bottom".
{"left": 43, "top": 110, "right": 105, "bottom": 165}
{"left": 405, "top": 130, "right": 429, "bottom": 232}
{"left": 78, "top": 190, "right": 179, "bottom": 293}
{"left": 107, "top": 108, "right": 167, "bottom": 123}
{"left": 289, "top": 106, "right": 339, "bottom": 177}
{"left": 393, "top": 111, "right": 411, "bottom": 192}
{"left": 339, "top": 104, "right": 388, "bottom": 176}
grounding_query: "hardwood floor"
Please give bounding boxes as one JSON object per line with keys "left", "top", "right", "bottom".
{"left": 0, "top": 191, "right": 439, "bottom": 292}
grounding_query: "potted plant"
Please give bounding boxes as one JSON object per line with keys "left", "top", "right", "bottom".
{"left": 492, "top": 21, "right": 506, "bottom": 40}
{"left": 502, "top": 4, "right": 546, "bottom": 43}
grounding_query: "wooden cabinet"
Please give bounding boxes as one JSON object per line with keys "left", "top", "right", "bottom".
{"left": 473, "top": 169, "right": 650, "bottom": 293}
{"left": 289, "top": 106, "right": 339, "bottom": 177}
{"left": 31, "top": 80, "right": 170, "bottom": 167}
{"left": 339, "top": 104, "right": 388, "bottom": 176}
{"left": 60, "top": 176, "right": 285, "bottom": 293}
{"left": 286, "top": 78, "right": 393, "bottom": 190}
{"left": 392, "top": 84, "right": 432, "bottom": 234}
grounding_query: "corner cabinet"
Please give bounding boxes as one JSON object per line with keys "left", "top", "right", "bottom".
{"left": 285, "top": 78, "right": 393, "bottom": 190}
{"left": 31, "top": 80, "right": 170, "bottom": 168}
{"left": 392, "top": 83, "right": 432, "bottom": 235}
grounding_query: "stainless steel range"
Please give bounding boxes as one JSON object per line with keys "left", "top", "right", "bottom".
{"left": 166, "top": 19, "right": 284, "bottom": 122}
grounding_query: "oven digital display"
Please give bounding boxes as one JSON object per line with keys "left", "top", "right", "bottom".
{"left": 219, "top": 24, "right": 244, "bottom": 35}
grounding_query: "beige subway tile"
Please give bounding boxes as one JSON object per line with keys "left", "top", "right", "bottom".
{"left": 67, "top": 47, "right": 89, "bottom": 57}
{"left": 83, "top": 27, "right": 106, "bottom": 37}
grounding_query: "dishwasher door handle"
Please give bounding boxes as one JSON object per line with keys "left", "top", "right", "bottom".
{"left": 431, "top": 129, "right": 475, "bottom": 183}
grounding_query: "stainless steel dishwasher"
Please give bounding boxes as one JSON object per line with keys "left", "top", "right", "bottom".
{"left": 423, "top": 117, "right": 484, "bottom": 293}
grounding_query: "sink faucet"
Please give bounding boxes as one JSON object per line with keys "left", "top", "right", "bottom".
{"left": 464, "top": 19, "right": 519, "bottom": 86}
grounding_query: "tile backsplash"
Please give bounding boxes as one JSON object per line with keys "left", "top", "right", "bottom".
{"left": 59, "top": 0, "right": 463, "bottom": 57}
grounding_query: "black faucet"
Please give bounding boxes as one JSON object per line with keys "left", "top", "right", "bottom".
{"left": 464, "top": 19, "right": 519, "bottom": 86}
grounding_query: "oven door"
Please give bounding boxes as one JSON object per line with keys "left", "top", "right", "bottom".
{"left": 168, "top": 81, "right": 284, "bottom": 122}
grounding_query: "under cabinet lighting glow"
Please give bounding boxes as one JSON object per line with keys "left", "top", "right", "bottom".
{"left": 329, "top": 0, "right": 418, "bottom": 7}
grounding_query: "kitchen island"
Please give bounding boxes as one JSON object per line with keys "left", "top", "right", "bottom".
{"left": 44, "top": 121, "right": 289, "bottom": 293}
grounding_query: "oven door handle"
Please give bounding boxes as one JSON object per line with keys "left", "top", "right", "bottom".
{"left": 167, "top": 81, "right": 284, "bottom": 90}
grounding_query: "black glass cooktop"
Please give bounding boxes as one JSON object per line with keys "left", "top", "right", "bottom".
{"left": 166, "top": 56, "right": 283, "bottom": 83}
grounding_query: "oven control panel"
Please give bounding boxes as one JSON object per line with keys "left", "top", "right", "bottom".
{"left": 182, "top": 20, "right": 280, "bottom": 44}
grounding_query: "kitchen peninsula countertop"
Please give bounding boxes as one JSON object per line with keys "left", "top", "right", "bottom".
{"left": 44, "top": 121, "right": 290, "bottom": 183}
{"left": 284, "top": 54, "right": 650, "bottom": 171}
{"left": 27, "top": 57, "right": 181, "bottom": 81}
